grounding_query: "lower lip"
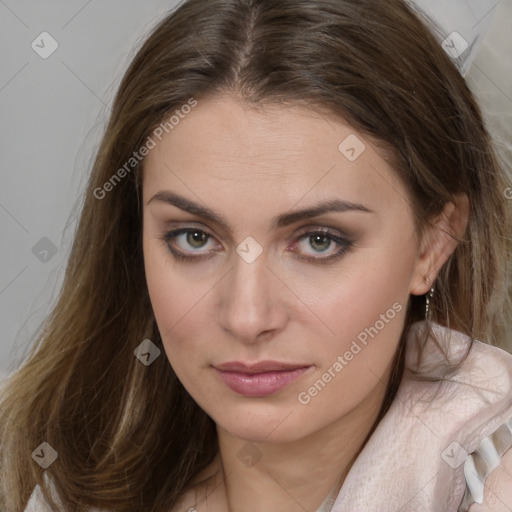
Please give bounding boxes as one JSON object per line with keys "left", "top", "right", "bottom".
{"left": 214, "top": 367, "right": 313, "bottom": 397}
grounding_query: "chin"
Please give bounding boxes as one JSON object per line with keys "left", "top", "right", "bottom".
{"left": 212, "top": 403, "right": 317, "bottom": 444}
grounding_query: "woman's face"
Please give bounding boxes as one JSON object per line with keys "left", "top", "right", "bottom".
{"left": 142, "top": 94, "right": 426, "bottom": 442}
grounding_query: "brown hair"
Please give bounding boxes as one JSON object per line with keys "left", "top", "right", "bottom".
{"left": 1, "top": 0, "right": 511, "bottom": 511}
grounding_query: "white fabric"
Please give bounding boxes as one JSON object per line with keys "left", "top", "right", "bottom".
{"left": 331, "top": 320, "right": 512, "bottom": 511}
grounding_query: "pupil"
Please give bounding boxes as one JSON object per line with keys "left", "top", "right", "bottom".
{"left": 311, "top": 234, "right": 329, "bottom": 252}
{"left": 188, "top": 231, "right": 207, "bottom": 248}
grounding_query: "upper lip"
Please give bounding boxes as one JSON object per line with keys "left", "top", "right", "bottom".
{"left": 214, "top": 360, "right": 311, "bottom": 374}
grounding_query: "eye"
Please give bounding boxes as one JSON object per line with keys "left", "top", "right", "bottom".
{"left": 158, "top": 226, "right": 353, "bottom": 264}
{"left": 159, "top": 228, "right": 219, "bottom": 261}
{"left": 291, "top": 228, "right": 353, "bottom": 264}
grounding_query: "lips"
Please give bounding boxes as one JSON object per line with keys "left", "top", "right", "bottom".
{"left": 215, "top": 360, "right": 310, "bottom": 373}
{"left": 213, "top": 360, "right": 313, "bottom": 397}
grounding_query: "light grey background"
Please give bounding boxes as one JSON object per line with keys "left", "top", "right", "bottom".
{"left": 1, "top": 1, "right": 511, "bottom": 378}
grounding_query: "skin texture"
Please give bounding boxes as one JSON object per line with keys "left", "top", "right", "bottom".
{"left": 142, "top": 94, "right": 469, "bottom": 512}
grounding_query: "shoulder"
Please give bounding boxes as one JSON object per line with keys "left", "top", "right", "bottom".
{"left": 23, "top": 485, "right": 53, "bottom": 512}
{"left": 24, "top": 482, "right": 200, "bottom": 512}
{"left": 461, "top": 338, "right": 512, "bottom": 511}
{"left": 24, "top": 459, "right": 221, "bottom": 512}
{"left": 25, "top": 481, "right": 202, "bottom": 512}
{"left": 23, "top": 480, "right": 103, "bottom": 512}
{"left": 467, "top": 447, "right": 512, "bottom": 511}
{"left": 23, "top": 474, "right": 66, "bottom": 512}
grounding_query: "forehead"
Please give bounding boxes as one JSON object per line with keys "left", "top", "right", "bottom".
{"left": 142, "top": 94, "right": 407, "bottom": 218}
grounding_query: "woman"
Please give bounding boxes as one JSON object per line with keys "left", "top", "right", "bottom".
{"left": 1, "top": 0, "right": 511, "bottom": 511}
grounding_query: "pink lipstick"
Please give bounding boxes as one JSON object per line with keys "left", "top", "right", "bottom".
{"left": 214, "top": 361, "right": 313, "bottom": 397}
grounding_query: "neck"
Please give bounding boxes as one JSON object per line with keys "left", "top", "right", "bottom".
{"left": 208, "top": 366, "right": 391, "bottom": 512}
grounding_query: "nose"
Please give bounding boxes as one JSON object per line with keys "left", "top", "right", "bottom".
{"left": 216, "top": 249, "right": 288, "bottom": 344}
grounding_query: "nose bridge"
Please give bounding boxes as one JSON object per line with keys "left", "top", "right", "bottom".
{"left": 219, "top": 247, "right": 280, "bottom": 339}
{"left": 231, "top": 249, "right": 271, "bottom": 310}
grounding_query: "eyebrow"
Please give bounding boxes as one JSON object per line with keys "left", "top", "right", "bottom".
{"left": 147, "top": 190, "right": 375, "bottom": 230}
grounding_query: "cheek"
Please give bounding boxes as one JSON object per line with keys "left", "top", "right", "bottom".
{"left": 142, "top": 232, "right": 203, "bottom": 372}
{"left": 297, "top": 233, "right": 415, "bottom": 355}
{"left": 323, "top": 266, "right": 408, "bottom": 348}
{"left": 145, "top": 273, "right": 209, "bottom": 397}
{"left": 294, "top": 239, "right": 415, "bottom": 413}
{"left": 143, "top": 227, "right": 204, "bottom": 330}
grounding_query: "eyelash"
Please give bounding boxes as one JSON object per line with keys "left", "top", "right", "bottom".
{"left": 158, "top": 227, "right": 353, "bottom": 265}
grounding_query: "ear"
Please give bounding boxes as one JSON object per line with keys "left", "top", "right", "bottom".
{"left": 409, "top": 193, "right": 469, "bottom": 296}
